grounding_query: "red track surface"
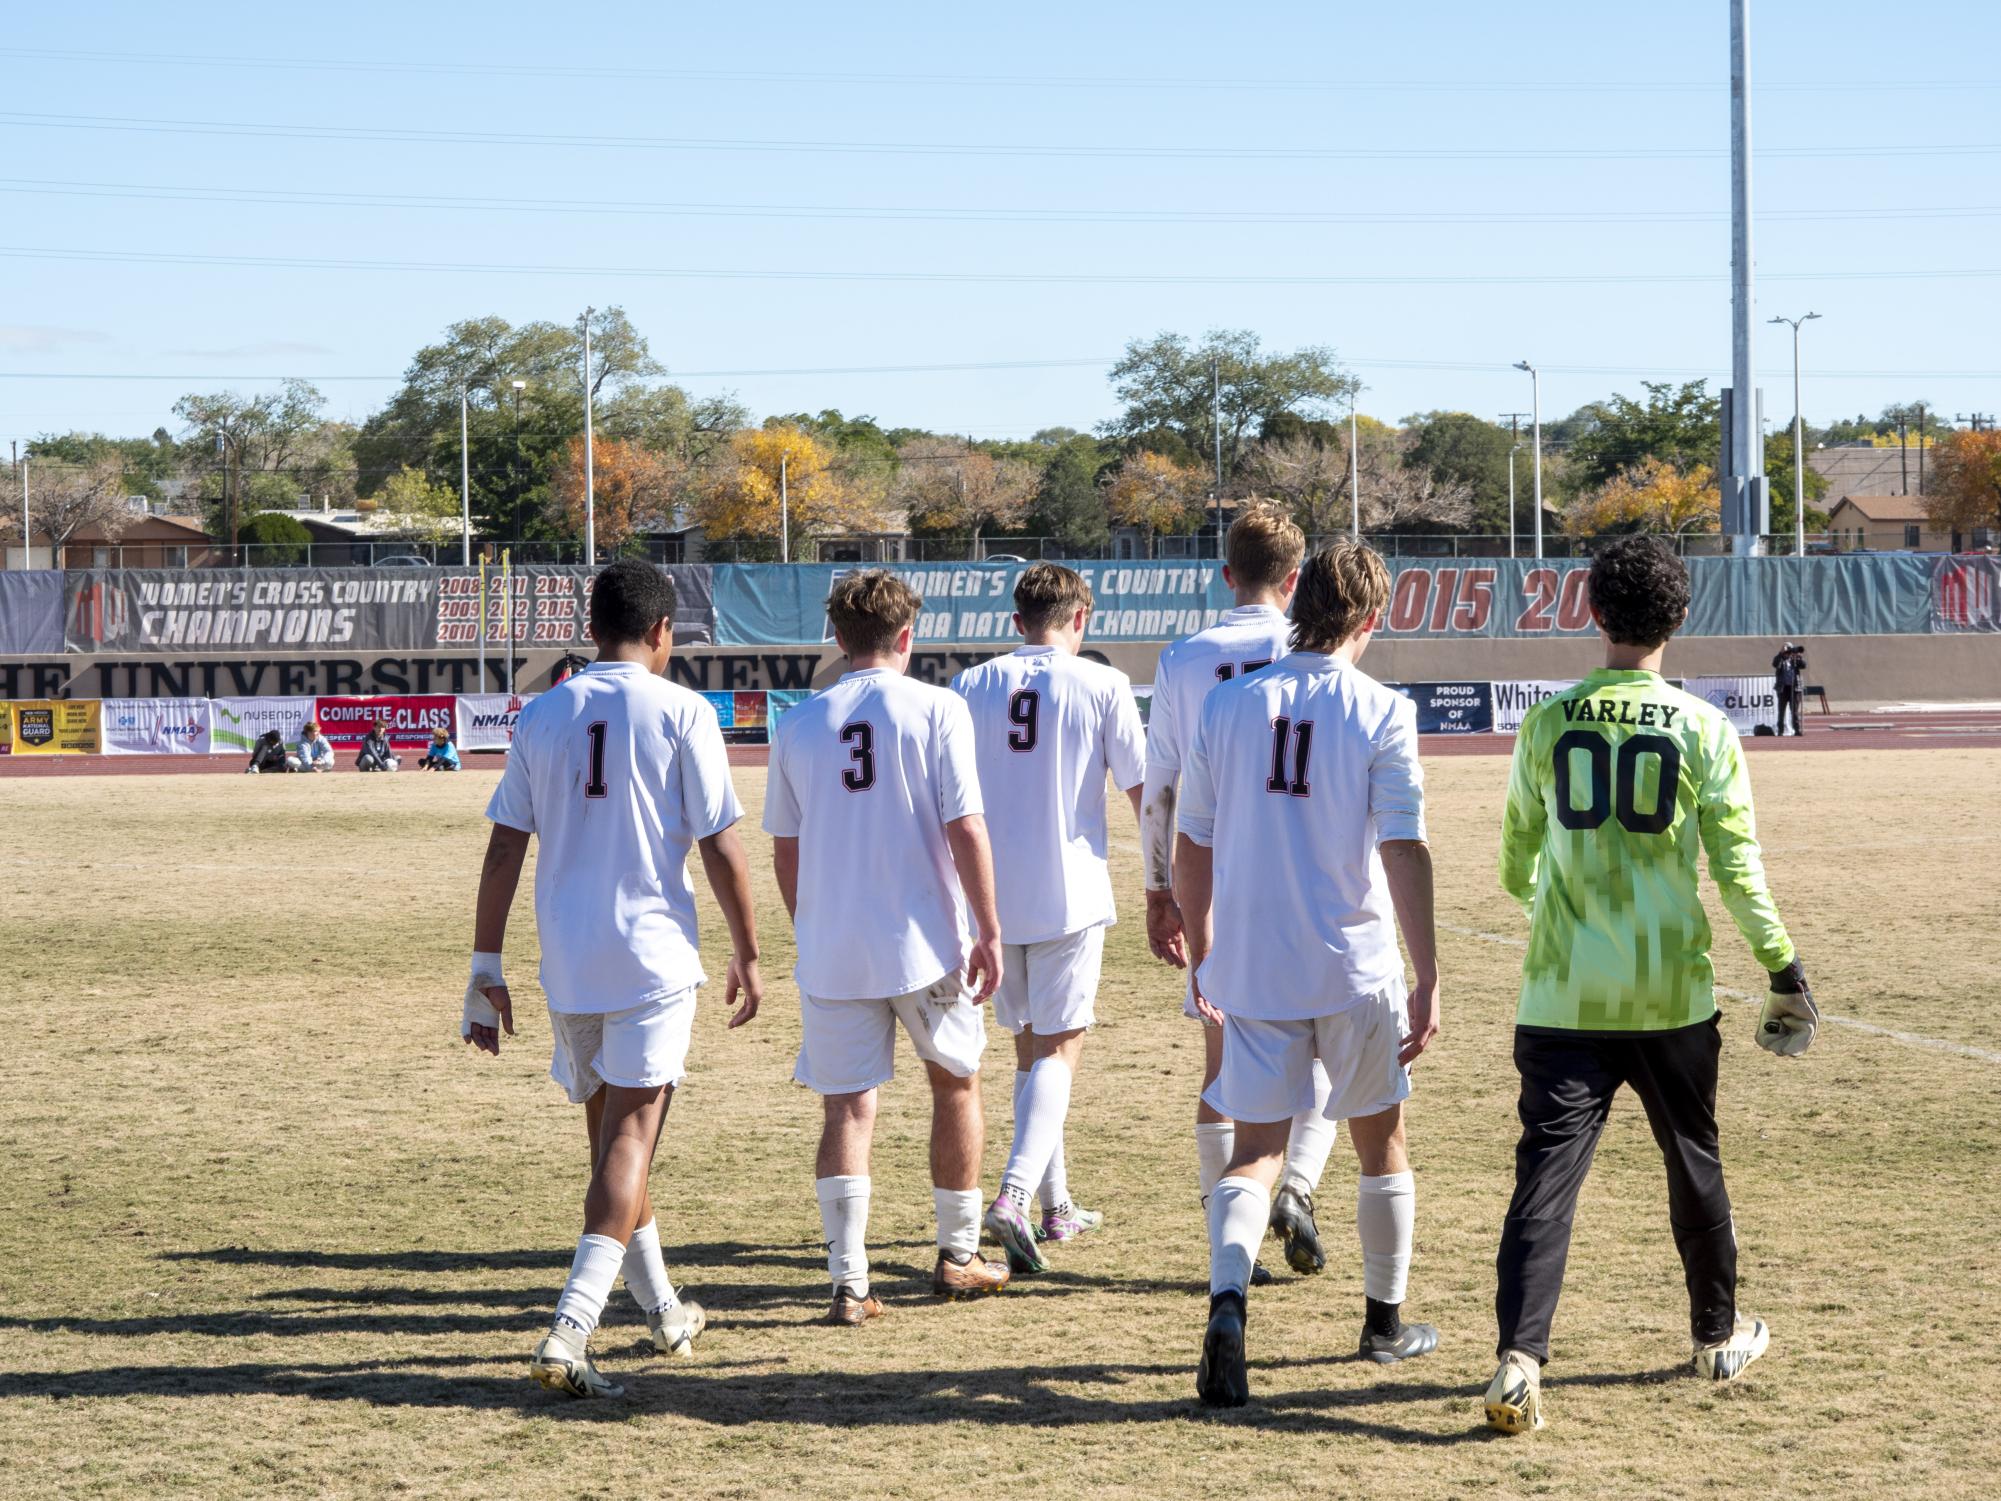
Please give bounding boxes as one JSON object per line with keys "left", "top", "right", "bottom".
{"left": 7, "top": 710, "right": 2001, "bottom": 777}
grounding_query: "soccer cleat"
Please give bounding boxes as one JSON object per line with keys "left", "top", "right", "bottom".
{"left": 529, "top": 1323, "right": 625, "bottom": 1399}
{"left": 1359, "top": 1319, "right": 1440, "bottom": 1364}
{"left": 1268, "top": 1186, "right": 1326, "bottom": 1275}
{"left": 647, "top": 1298, "right": 707, "bottom": 1357}
{"left": 1484, "top": 1349, "right": 1544, "bottom": 1434}
{"left": 1196, "top": 1290, "right": 1250, "bottom": 1408}
{"left": 983, "top": 1193, "right": 1049, "bottom": 1273}
{"left": 1036, "top": 1205, "right": 1104, "bottom": 1243}
{"left": 932, "top": 1250, "right": 1011, "bottom": 1300}
{"left": 1694, "top": 1315, "right": 1770, "bottom": 1381}
{"left": 1250, "top": 1260, "right": 1273, "bottom": 1287}
{"left": 827, "top": 1287, "right": 886, "bottom": 1327}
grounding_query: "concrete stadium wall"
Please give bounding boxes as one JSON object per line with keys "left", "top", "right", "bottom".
{"left": 3, "top": 632, "right": 1993, "bottom": 705}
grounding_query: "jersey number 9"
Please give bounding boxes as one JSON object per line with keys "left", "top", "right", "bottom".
{"left": 1007, "top": 689, "right": 1039, "bottom": 752}
{"left": 1553, "top": 729, "right": 1681, "bottom": 835}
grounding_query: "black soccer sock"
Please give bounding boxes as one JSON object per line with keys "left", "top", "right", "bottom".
{"left": 1365, "top": 1297, "right": 1402, "bottom": 1340}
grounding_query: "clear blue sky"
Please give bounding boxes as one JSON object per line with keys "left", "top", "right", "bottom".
{"left": 3, "top": 1, "right": 1998, "bottom": 453}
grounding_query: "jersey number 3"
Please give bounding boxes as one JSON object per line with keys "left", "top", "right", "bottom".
{"left": 840, "top": 720, "right": 876, "bottom": 791}
{"left": 1553, "top": 730, "right": 1680, "bottom": 835}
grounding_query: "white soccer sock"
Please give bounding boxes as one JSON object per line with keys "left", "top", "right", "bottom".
{"left": 815, "top": 1174, "right": 872, "bottom": 1297}
{"left": 1207, "top": 1175, "right": 1271, "bottom": 1298}
{"left": 1000, "top": 1056, "right": 1073, "bottom": 1209}
{"left": 1195, "top": 1121, "right": 1236, "bottom": 1202}
{"left": 1039, "top": 1130, "right": 1070, "bottom": 1218}
{"left": 1357, "top": 1171, "right": 1416, "bottom": 1304}
{"left": 934, "top": 1186, "right": 982, "bottom": 1259}
{"left": 1279, "top": 1079, "right": 1340, "bottom": 1202}
{"left": 621, "top": 1218, "right": 679, "bottom": 1315}
{"left": 551, "top": 1232, "right": 625, "bottom": 1339}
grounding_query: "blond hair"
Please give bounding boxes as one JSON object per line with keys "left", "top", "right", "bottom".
{"left": 826, "top": 569, "right": 923, "bottom": 656}
{"left": 1225, "top": 502, "right": 1306, "bottom": 589}
{"left": 1012, "top": 562, "right": 1094, "bottom": 633}
{"left": 1290, "top": 540, "right": 1391, "bottom": 653}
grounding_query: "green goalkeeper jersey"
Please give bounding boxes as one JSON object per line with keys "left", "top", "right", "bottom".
{"left": 1500, "top": 667, "right": 1795, "bottom": 1032}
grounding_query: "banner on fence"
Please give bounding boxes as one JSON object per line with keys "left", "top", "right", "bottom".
{"left": 0, "top": 571, "right": 63, "bottom": 655}
{"left": 1388, "top": 681, "right": 1494, "bottom": 734}
{"left": 313, "top": 694, "right": 456, "bottom": 747}
{"left": 1490, "top": 679, "right": 1581, "bottom": 733}
{"left": 456, "top": 693, "right": 532, "bottom": 751}
{"left": 210, "top": 695, "right": 313, "bottom": 754}
{"left": 1684, "top": 675, "right": 1779, "bottom": 735}
{"left": 99, "top": 697, "right": 213, "bottom": 755}
{"left": 7, "top": 697, "right": 101, "bottom": 754}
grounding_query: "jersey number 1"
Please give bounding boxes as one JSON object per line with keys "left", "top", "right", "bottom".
{"left": 1266, "top": 716, "right": 1313, "bottom": 796}
{"left": 584, "top": 720, "right": 609, "bottom": 799}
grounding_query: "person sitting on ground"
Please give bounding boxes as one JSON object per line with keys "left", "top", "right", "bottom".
{"left": 419, "top": 726, "right": 461, "bottom": 771}
{"left": 356, "top": 721, "right": 400, "bottom": 773}
{"left": 299, "top": 720, "right": 336, "bottom": 773}
{"left": 245, "top": 728, "right": 300, "bottom": 774}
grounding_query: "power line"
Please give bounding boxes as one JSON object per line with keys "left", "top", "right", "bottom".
{"left": 4, "top": 110, "right": 1997, "bottom": 163}
{"left": 7, "top": 242, "right": 2001, "bottom": 288}
{"left": 4, "top": 46, "right": 1995, "bottom": 95}
{"left": 7, "top": 176, "right": 2001, "bottom": 229}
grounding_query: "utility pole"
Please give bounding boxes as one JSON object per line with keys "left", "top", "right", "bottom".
{"left": 1349, "top": 394, "right": 1361, "bottom": 540}
{"left": 1725, "top": 0, "right": 1766, "bottom": 556}
{"left": 1956, "top": 412, "right": 1993, "bottom": 433}
{"left": 1768, "top": 312, "right": 1819, "bottom": 557}
{"left": 1917, "top": 403, "right": 1928, "bottom": 495}
{"left": 1499, "top": 412, "right": 1530, "bottom": 558}
{"left": 1514, "top": 363, "right": 1544, "bottom": 558}
{"left": 1211, "top": 354, "right": 1224, "bottom": 556}
{"left": 581, "top": 306, "right": 596, "bottom": 566}
{"left": 1898, "top": 416, "right": 1909, "bottom": 495}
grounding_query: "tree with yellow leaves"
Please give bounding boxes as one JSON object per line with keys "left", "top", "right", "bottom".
{"left": 1104, "top": 451, "right": 1206, "bottom": 552}
{"left": 1565, "top": 456, "right": 1720, "bottom": 539}
{"left": 549, "top": 436, "right": 672, "bottom": 557}
{"left": 1924, "top": 429, "right": 2001, "bottom": 543}
{"left": 689, "top": 425, "right": 882, "bottom": 549}
{"left": 892, "top": 436, "right": 1038, "bottom": 553}
{"left": 375, "top": 464, "right": 461, "bottom": 543}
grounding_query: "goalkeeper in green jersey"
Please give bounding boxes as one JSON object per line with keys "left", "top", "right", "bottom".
{"left": 1481, "top": 536, "right": 1819, "bottom": 1437}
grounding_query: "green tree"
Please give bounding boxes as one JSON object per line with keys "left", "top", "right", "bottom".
{"left": 173, "top": 380, "right": 329, "bottom": 540}
{"left": 1763, "top": 428, "right": 1831, "bottom": 538}
{"left": 238, "top": 511, "right": 313, "bottom": 566}
{"left": 375, "top": 465, "right": 462, "bottom": 543}
{"left": 1564, "top": 381, "right": 1720, "bottom": 491}
{"left": 1402, "top": 411, "right": 1518, "bottom": 533}
{"left": 1026, "top": 436, "right": 1112, "bottom": 556}
{"left": 29, "top": 430, "right": 180, "bottom": 503}
{"left": 1103, "top": 330, "right": 1358, "bottom": 481}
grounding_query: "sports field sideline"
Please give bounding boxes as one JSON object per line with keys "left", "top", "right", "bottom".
{"left": 2, "top": 748, "right": 1996, "bottom": 1499}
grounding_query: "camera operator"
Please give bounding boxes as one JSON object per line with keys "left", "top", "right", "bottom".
{"left": 1772, "top": 643, "right": 1807, "bottom": 737}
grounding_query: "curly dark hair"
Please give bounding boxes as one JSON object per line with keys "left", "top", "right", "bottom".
{"left": 1586, "top": 536, "right": 1691, "bottom": 648}
{"left": 589, "top": 559, "right": 678, "bottom": 645}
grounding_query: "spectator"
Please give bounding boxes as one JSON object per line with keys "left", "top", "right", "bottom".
{"left": 299, "top": 720, "right": 336, "bottom": 773}
{"left": 1772, "top": 642, "right": 1807, "bottom": 737}
{"left": 356, "top": 720, "right": 400, "bottom": 773}
{"left": 245, "top": 728, "right": 300, "bottom": 774}
{"left": 418, "top": 726, "right": 461, "bottom": 771}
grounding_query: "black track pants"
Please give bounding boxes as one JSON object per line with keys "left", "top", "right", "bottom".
{"left": 1776, "top": 689, "right": 1803, "bottom": 736}
{"left": 1494, "top": 1015, "right": 1736, "bottom": 1362}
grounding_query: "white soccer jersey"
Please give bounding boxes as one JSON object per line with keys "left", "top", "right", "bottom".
{"left": 764, "top": 667, "right": 983, "bottom": 1000}
{"left": 486, "top": 661, "right": 744, "bottom": 1015}
{"left": 1145, "top": 603, "right": 1294, "bottom": 780}
{"left": 952, "top": 646, "right": 1147, "bottom": 945}
{"left": 1176, "top": 651, "right": 1425, "bottom": 1020}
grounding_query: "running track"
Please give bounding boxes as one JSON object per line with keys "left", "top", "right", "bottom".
{"left": 7, "top": 706, "right": 2001, "bottom": 777}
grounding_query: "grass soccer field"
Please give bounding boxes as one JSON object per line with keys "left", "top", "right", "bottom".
{"left": 3, "top": 752, "right": 1998, "bottom": 1500}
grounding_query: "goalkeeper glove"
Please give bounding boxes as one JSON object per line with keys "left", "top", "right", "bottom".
{"left": 1756, "top": 957, "right": 1818, "bottom": 1058}
{"left": 463, "top": 951, "right": 506, "bottom": 1042}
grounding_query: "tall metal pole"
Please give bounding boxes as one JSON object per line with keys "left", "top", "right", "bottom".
{"left": 17, "top": 446, "right": 28, "bottom": 569}
{"left": 1211, "top": 354, "right": 1223, "bottom": 555}
{"left": 1768, "top": 312, "right": 1818, "bottom": 557}
{"left": 459, "top": 386, "right": 473, "bottom": 567}
{"left": 1508, "top": 447, "right": 1519, "bottom": 559}
{"left": 1917, "top": 403, "right": 1928, "bottom": 495}
{"left": 582, "top": 306, "right": 596, "bottom": 566}
{"left": 1516, "top": 363, "right": 1543, "bottom": 558}
{"left": 1348, "top": 395, "right": 1361, "bottom": 539}
{"left": 780, "top": 452, "right": 790, "bottom": 564}
{"left": 1728, "top": 0, "right": 1763, "bottom": 557}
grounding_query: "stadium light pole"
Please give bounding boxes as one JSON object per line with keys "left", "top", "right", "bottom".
{"left": 1514, "top": 361, "right": 1543, "bottom": 558}
{"left": 1211, "top": 354, "right": 1224, "bottom": 556}
{"left": 1769, "top": 312, "right": 1819, "bottom": 557}
{"left": 459, "top": 386, "right": 472, "bottom": 567}
{"left": 581, "top": 306, "right": 596, "bottom": 566}
{"left": 510, "top": 379, "right": 525, "bottom": 545}
{"left": 1507, "top": 444, "right": 1521, "bottom": 559}
{"left": 1349, "top": 391, "right": 1361, "bottom": 540}
{"left": 779, "top": 452, "right": 790, "bottom": 564}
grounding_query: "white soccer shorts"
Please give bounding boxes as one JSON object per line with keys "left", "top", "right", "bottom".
{"left": 793, "top": 972, "right": 988, "bottom": 1096}
{"left": 1201, "top": 980, "right": 1412, "bottom": 1125}
{"left": 993, "top": 926, "right": 1105, "bottom": 1037}
{"left": 547, "top": 989, "right": 698, "bottom": 1105}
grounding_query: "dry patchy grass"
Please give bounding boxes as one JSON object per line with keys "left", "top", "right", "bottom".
{"left": 1, "top": 751, "right": 1997, "bottom": 1499}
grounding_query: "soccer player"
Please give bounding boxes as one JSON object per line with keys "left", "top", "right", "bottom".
{"left": 951, "top": 563, "right": 1147, "bottom": 1271}
{"left": 1484, "top": 536, "right": 1819, "bottom": 1436}
{"left": 1141, "top": 505, "right": 1344, "bottom": 1277}
{"left": 765, "top": 569, "right": 1012, "bottom": 1324}
{"left": 1176, "top": 540, "right": 1443, "bottom": 1407}
{"left": 462, "top": 559, "right": 764, "bottom": 1400}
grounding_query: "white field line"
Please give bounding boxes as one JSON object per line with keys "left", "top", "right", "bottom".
{"left": 1440, "top": 922, "right": 2001, "bottom": 1066}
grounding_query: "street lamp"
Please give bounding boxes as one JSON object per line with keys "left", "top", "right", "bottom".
{"left": 510, "top": 380, "right": 526, "bottom": 545}
{"left": 459, "top": 385, "right": 473, "bottom": 567}
{"left": 1507, "top": 442, "right": 1522, "bottom": 559}
{"left": 1348, "top": 391, "right": 1361, "bottom": 540}
{"left": 1768, "top": 312, "right": 1820, "bottom": 557}
{"left": 581, "top": 306, "right": 596, "bottom": 566}
{"left": 1513, "top": 362, "right": 1543, "bottom": 558}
